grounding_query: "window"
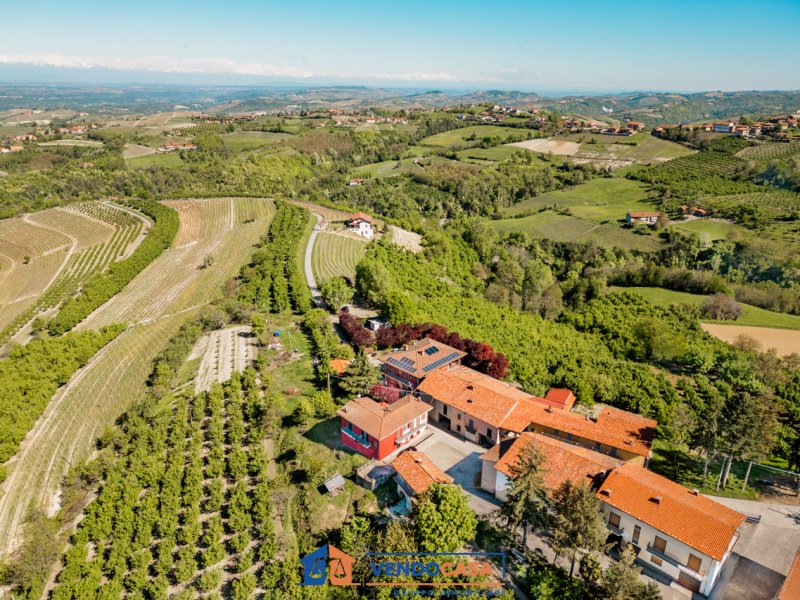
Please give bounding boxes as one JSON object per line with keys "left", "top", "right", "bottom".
{"left": 653, "top": 536, "right": 667, "bottom": 553}
{"left": 442, "top": 405, "right": 448, "bottom": 416}
{"left": 594, "top": 441, "right": 601, "bottom": 451}
{"left": 456, "top": 425, "right": 461, "bottom": 432}
{"left": 632, "top": 525, "right": 641, "bottom": 545}
{"left": 468, "top": 419, "right": 475, "bottom": 429}
{"left": 457, "top": 413, "right": 461, "bottom": 421}
{"left": 608, "top": 512, "right": 621, "bottom": 528}
{"left": 651, "top": 556, "right": 663, "bottom": 566}
{"left": 566, "top": 433, "right": 573, "bottom": 441}
{"left": 610, "top": 447, "right": 618, "bottom": 457}
{"left": 487, "top": 428, "right": 493, "bottom": 438}
{"left": 687, "top": 554, "right": 702, "bottom": 572}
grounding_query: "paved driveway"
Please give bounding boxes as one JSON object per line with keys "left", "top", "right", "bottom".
{"left": 706, "top": 496, "right": 800, "bottom": 599}
{"left": 415, "top": 426, "right": 500, "bottom": 515}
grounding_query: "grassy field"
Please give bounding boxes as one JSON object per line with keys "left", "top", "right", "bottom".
{"left": 312, "top": 231, "right": 368, "bottom": 283}
{"left": 219, "top": 131, "right": 291, "bottom": 151}
{"left": 503, "top": 177, "right": 654, "bottom": 219}
{"left": 612, "top": 286, "right": 800, "bottom": 330}
{"left": 488, "top": 210, "right": 663, "bottom": 251}
{"left": 456, "top": 145, "right": 536, "bottom": 164}
{"left": 419, "top": 125, "right": 539, "bottom": 147}
{"left": 671, "top": 218, "right": 748, "bottom": 242}
{"left": 126, "top": 152, "right": 185, "bottom": 169}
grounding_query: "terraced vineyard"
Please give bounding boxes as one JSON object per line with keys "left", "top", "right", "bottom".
{"left": 698, "top": 190, "right": 800, "bottom": 218}
{"left": 311, "top": 231, "right": 368, "bottom": 283}
{"left": 78, "top": 198, "right": 275, "bottom": 329}
{"left": 737, "top": 140, "right": 800, "bottom": 161}
{"left": 0, "top": 202, "right": 148, "bottom": 347}
{"left": 652, "top": 151, "right": 749, "bottom": 178}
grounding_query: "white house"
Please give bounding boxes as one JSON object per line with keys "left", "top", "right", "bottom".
{"left": 596, "top": 463, "right": 746, "bottom": 596}
{"left": 712, "top": 121, "right": 735, "bottom": 134}
{"left": 346, "top": 212, "right": 375, "bottom": 239}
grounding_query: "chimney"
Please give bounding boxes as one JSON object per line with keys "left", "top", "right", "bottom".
{"left": 545, "top": 406, "right": 553, "bottom": 413}
{"left": 601, "top": 489, "right": 611, "bottom": 497}
{"left": 466, "top": 384, "right": 474, "bottom": 390}
{"left": 691, "top": 489, "right": 699, "bottom": 496}
{"left": 651, "top": 496, "right": 662, "bottom": 504}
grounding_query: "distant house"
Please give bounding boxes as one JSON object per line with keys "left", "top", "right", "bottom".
{"left": 159, "top": 142, "right": 197, "bottom": 153}
{"left": 337, "top": 395, "right": 431, "bottom": 461}
{"left": 626, "top": 121, "right": 645, "bottom": 130}
{"left": 779, "top": 548, "right": 800, "bottom": 600}
{"left": 480, "top": 432, "right": 620, "bottom": 501}
{"left": 734, "top": 124, "right": 751, "bottom": 137}
{"left": 626, "top": 211, "right": 662, "bottom": 224}
{"left": 597, "top": 463, "right": 745, "bottom": 595}
{"left": 381, "top": 337, "right": 466, "bottom": 390}
{"left": 346, "top": 212, "right": 375, "bottom": 239}
{"left": 678, "top": 205, "right": 708, "bottom": 218}
{"left": 391, "top": 450, "right": 452, "bottom": 501}
{"left": 347, "top": 179, "right": 364, "bottom": 187}
{"left": 712, "top": 121, "right": 735, "bottom": 134}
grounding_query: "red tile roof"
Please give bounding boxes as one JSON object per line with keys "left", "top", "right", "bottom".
{"left": 780, "top": 548, "right": 800, "bottom": 600}
{"left": 330, "top": 358, "right": 351, "bottom": 375}
{"left": 596, "top": 463, "right": 746, "bottom": 560}
{"left": 485, "top": 432, "right": 620, "bottom": 492}
{"left": 382, "top": 338, "right": 466, "bottom": 379}
{"left": 416, "top": 365, "right": 547, "bottom": 429}
{"left": 391, "top": 450, "right": 452, "bottom": 495}
{"left": 337, "top": 395, "right": 431, "bottom": 440}
{"left": 544, "top": 388, "right": 576, "bottom": 410}
{"left": 507, "top": 404, "right": 656, "bottom": 458}
{"left": 348, "top": 212, "right": 374, "bottom": 223}
{"left": 628, "top": 211, "right": 661, "bottom": 218}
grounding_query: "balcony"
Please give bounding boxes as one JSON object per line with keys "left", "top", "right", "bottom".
{"left": 342, "top": 428, "right": 371, "bottom": 448}
{"left": 396, "top": 423, "right": 427, "bottom": 445}
{"left": 646, "top": 545, "right": 681, "bottom": 569}
{"left": 607, "top": 523, "right": 624, "bottom": 536}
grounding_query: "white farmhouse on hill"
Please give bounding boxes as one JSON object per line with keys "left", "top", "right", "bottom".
{"left": 346, "top": 212, "right": 375, "bottom": 239}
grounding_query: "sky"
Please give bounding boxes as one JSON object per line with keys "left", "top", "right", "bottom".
{"left": 1, "top": 0, "right": 799, "bottom": 93}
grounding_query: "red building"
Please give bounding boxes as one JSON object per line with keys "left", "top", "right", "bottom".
{"left": 337, "top": 395, "right": 432, "bottom": 461}
{"left": 382, "top": 337, "right": 466, "bottom": 391}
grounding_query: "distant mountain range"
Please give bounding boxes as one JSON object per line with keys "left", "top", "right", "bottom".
{"left": 0, "top": 81, "right": 798, "bottom": 125}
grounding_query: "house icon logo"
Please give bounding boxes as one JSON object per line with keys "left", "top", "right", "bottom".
{"left": 298, "top": 544, "right": 355, "bottom": 586}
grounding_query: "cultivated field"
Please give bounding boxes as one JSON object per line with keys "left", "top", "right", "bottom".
{"left": 0, "top": 198, "right": 276, "bottom": 557}
{"left": 0, "top": 202, "right": 148, "bottom": 347}
{"left": 38, "top": 139, "right": 103, "bottom": 148}
{"left": 388, "top": 225, "right": 423, "bottom": 253}
{"left": 503, "top": 178, "right": 653, "bottom": 219}
{"left": 122, "top": 142, "right": 157, "bottom": 159}
{"left": 508, "top": 138, "right": 581, "bottom": 156}
{"left": 194, "top": 326, "right": 258, "bottom": 392}
{"left": 77, "top": 198, "right": 274, "bottom": 329}
{"left": 0, "top": 316, "right": 188, "bottom": 557}
{"left": 702, "top": 323, "right": 800, "bottom": 356}
{"left": 220, "top": 131, "right": 291, "bottom": 151}
{"left": 312, "top": 231, "right": 368, "bottom": 283}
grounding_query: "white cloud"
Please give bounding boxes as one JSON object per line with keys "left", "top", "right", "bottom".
{"left": 0, "top": 53, "right": 462, "bottom": 82}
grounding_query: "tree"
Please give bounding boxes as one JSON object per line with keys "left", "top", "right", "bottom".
{"left": 702, "top": 293, "right": 742, "bottom": 320}
{"left": 550, "top": 480, "right": 609, "bottom": 576}
{"left": 310, "top": 390, "right": 336, "bottom": 417}
{"left": 499, "top": 441, "right": 549, "bottom": 550}
{"left": 381, "top": 290, "right": 417, "bottom": 325}
{"left": 601, "top": 544, "right": 655, "bottom": 600}
{"left": 340, "top": 348, "right": 381, "bottom": 396}
{"left": 321, "top": 277, "right": 354, "bottom": 311}
{"left": 413, "top": 483, "right": 477, "bottom": 553}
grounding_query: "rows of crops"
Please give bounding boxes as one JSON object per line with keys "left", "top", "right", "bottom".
{"left": 238, "top": 202, "right": 313, "bottom": 315}
{"left": 737, "top": 140, "right": 800, "bottom": 162}
{"left": 697, "top": 191, "right": 800, "bottom": 217}
{"left": 0, "top": 203, "right": 146, "bottom": 345}
{"left": 50, "top": 377, "right": 281, "bottom": 598}
{"left": 650, "top": 151, "right": 749, "bottom": 178}
{"left": 311, "top": 231, "right": 368, "bottom": 283}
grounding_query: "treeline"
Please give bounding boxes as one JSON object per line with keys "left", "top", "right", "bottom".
{"left": 355, "top": 241, "right": 676, "bottom": 419}
{"left": 238, "top": 201, "right": 312, "bottom": 315}
{"left": 0, "top": 325, "right": 123, "bottom": 472}
{"left": 47, "top": 200, "right": 179, "bottom": 335}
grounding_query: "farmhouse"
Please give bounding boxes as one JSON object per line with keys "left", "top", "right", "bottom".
{"left": 678, "top": 205, "right": 708, "bottom": 218}
{"left": 626, "top": 211, "right": 661, "bottom": 224}
{"left": 382, "top": 337, "right": 466, "bottom": 390}
{"left": 712, "top": 121, "right": 735, "bottom": 134}
{"left": 337, "top": 395, "right": 432, "bottom": 461}
{"left": 597, "top": 463, "right": 745, "bottom": 595}
{"left": 626, "top": 121, "right": 646, "bottom": 130}
{"left": 159, "top": 142, "right": 197, "bottom": 153}
{"left": 391, "top": 450, "right": 452, "bottom": 501}
{"left": 346, "top": 212, "right": 375, "bottom": 239}
{"left": 480, "top": 432, "right": 620, "bottom": 501}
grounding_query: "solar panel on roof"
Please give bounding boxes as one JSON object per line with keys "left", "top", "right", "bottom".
{"left": 424, "top": 346, "right": 440, "bottom": 356}
{"left": 387, "top": 356, "right": 417, "bottom": 372}
{"left": 422, "top": 352, "right": 461, "bottom": 373}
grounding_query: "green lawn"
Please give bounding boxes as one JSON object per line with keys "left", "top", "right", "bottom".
{"left": 419, "top": 125, "right": 539, "bottom": 147}
{"left": 671, "top": 218, "right": 749, "bottom": 242}
{"left": 489, "top": 211, "right": 662, "bottom": 252}
{"left": 504, "top": 178, "right": 654, "bottom": 220}
{"left": 456, "top": 145, "right": 538, "bottom": 164}
{"left": 126, "top": 153, "right": 185, "bottom": 169}
{"left": 612, "top": 286, "right": 800, "bottom": 330}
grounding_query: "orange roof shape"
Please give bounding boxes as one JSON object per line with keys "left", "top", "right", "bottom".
{"left": 628, "top": 211, "right": 661, "bottom": 218}
{"left": 391, "top": 450, "right": 452, "bottom": 495}
{"left": 383, "top": 338, "right": 466, "bottom": 379}
{"left": 596, "top": 463, "right": 746, "bottom": 560}
{"left": 337, "top": 395, "right": 431, "bottom": 440}
{"left": 780, "top": 548, "right": 800, "bottom": 600}
{"left": 544, "top": 388, "right": 576, "bottom": 410}
{"left": 348, "top": 212, "right": 374, "bottom": 223}
{"left": 486, "top": 432, "right": 620, "bottom": 492}
{"left": 330, "top": 358, "right": 351, "bottom": 375}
